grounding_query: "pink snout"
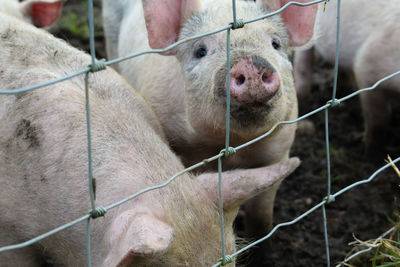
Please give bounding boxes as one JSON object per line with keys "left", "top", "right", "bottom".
{"left": 229, "top": 56, "right": 280, "bottom": 104}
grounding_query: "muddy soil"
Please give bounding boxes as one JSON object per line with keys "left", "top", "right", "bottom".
{"left": 50, "top": 1, "right": 400, "bottom": 266}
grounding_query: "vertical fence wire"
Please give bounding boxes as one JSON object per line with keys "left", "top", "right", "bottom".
{"left": 232, "top": 0, "right": 238, "bottom": 27}
{"left": 323, "top": 108, "right": 332, "bottom": 265}
{"left": 225, "top": 29, "right": 232, "bottom": 153}
{"left": 86, "top": 218, "right": 92, "bottom": 267}
{"left": 86, "top": 0, "right": 98, "bottom": 265}
{"left": 88, "top": 0, "right": 97, "bottom": 66}
{"left": 325, "top": 108, "right": 332, "bottom": 197}
{"left": 84, "top": 72, "right": 95, "bottom": 267}
{"left": 331, "top": 0, "right": 341, "bottom": 99}
{"left": 217, "top": 157, "right": 227, "bottom": 265}
{"left": 84, "top": 72, "right": 96, "bottom": 212}
{"left": 322, "top": 0, "right": 342, "bottom": 264}
{"left": 322, "top": 205, "right": 331, "bottom": 267}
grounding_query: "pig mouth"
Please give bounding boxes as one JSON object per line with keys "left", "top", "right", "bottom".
{"left": 214, "top": 88, "right": 282, "bottom": 128}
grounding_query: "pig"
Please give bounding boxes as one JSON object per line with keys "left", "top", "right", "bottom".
{"left": 0, "top": 8, "right": 301, "bottom": 266}
{"left": 0, "top": 0, "right": 63, "bottom": 28}
{"left": 294, "top": 0, "right": 400, "bottom": 157}
{"left": 103, "top": 0, "right": 318, "bottom": 260}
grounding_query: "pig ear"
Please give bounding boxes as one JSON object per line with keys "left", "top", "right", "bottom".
{"left": 259, "top": 0, "right": 318, "bottom": 47}
{"left": 197, "top": 157, "right": 300, "bottom": 209}
{"left": 142, "top": 0, "right": 200, "bottom": 50}
{"left": 106, "top": 211, "right": 174, "bottom": 267}
{"left": 19, "top": 0, "right": 64, "bottom": 28}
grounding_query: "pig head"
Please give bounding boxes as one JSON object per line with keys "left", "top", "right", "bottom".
{"left": 137, "top": 0, "right": 317, "bottom": 151}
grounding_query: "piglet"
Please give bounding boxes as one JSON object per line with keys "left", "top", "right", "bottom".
{"left": 294, "top": 0, "right": 400, "bottom": 157}
{"left": 103, "top": 0, "right": 318, "bottom": 261}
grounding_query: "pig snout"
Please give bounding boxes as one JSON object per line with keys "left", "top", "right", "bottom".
{"left": 229, "top": 55, "right": 280, "bottom": 104}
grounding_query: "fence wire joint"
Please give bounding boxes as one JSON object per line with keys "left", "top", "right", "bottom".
{"left": 325, "top": 195, "right": 336, "bottom": 204}
{"left": 328, "top": 98, "right": 341, "bottom": 107}
{"left": 230, "top": 19, "right": 245, "bottom": 30}
{"left": 220, "top": 147, "right": 236, "bottom": 158}
{"left": 90, "top": 206, "right": 107, "bottom": 219}
{"left": 218, "top": 255, "right": 233, "bottom": 266}
{"left": 89, "top": 59, "right": 107, "bottom": 73}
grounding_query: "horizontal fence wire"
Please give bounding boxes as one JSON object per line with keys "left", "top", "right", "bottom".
{"left": 0, "top": 0, "right": 399, "bottom": 266}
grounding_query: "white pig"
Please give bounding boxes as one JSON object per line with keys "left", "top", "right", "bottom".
{"left": 0, "top": 9, "right": 301, "bottom": 266}
{"left": 103, "top": 0, "right": 318, "bottom": 259}
{"left": 294, "top": 0, "right": 400, "bottom": 157}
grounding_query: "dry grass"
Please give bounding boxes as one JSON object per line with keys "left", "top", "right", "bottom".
{"left": 340, "top": 156, "right": 400, "bottom": 267}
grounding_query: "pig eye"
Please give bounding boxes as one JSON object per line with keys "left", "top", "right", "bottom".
{"left": 271, "top": 37, "right": 281, "bottom": 50}
{"left": 194, "top": 46, "right": 208, "bottom": 58}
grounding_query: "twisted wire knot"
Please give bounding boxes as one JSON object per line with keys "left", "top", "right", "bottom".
{"left": 219, "top": 255, "right": 233, "bottom": 265}
{"left": 89, "top": 59, "right": 107, "bottom": 73}
{"left": 220, "top": 147, "right": 236, "bottom": 158}
{"left": 328, "top": 98, "right": 341, "bottom": 107}
{"left": 230, "top": 19, "right": 245, "bottom": 30}
{"left": 90, "top": 206, "right": 107, "bottom": 219}
{"left": 325, "top": 195, "right": 335, "bottom": 204}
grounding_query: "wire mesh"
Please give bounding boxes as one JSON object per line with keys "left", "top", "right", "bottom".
{"left": 0, "top": 0, "right": 399, "bottom": 266}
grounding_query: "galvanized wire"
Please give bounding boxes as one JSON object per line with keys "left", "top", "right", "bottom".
{"left": 86, "top": 218, "right": 92, "bottom": 267}
{"left": 88, "top": 0, "right": 97, "bottom": 66}
{"left": 323, "top": 2, "right": 341, "bottom": 263}
{"left": 217, "top": 157, "right": 228, "bottom": 265}
{"left": 84, "top": 72, "right": 96, "bottom": 213}
{"left": 0, "top": 1, "right": 399, "bottom": 267}
{"left": 322, "top": 205, "right": 331, "bottom": 267}
{"left": 332, "top": 0, "right": 341, "bottom": 99}
{"left": 232, "top": 0, "right": 238, "bottom": 27}
{"left": 84, "top": 72, "right": 95, "bottom": 267}
{"left": 86, "top": 1, "right": 101, "bottom": 264}
{"left": 325, "top": 108, "right": 332, "bottom": 197}
{"left": 0, "top": 69, "right": 89, "bottom": 94}
{"left": 225, "top": 29, "right": 232, "bottom": 154}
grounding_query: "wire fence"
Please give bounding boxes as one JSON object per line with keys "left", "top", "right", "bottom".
{"left": 0, "top": 0, "right": 399, "bottom": 266}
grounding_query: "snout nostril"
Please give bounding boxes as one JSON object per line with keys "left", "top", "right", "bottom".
{"left": 262, "top": 72, "right": 272, "bottom": 84}
{"left": 235, "top": 74, "right": 246, "bottom": 86}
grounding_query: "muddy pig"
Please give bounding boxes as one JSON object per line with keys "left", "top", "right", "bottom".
{"left": 103, "top": 0, "right": 318, "bottom": 259}
{"left": 294, "top": 0, "right": 400, "bottom": 157}
{"left": 0, "top": 7, "right": 302, "bottom": 266}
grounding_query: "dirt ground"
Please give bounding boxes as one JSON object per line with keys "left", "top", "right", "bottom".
{"left": 50, "top": 1, "right": 400, "bottom": 266}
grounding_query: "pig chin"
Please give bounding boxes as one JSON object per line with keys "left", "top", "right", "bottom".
{"left": 214, "top": 87, "right": 283, "bottom": 130}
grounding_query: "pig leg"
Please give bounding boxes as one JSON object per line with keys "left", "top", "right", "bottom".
{"left": 359, "top": 90, "right": 390, "bottom": 160}
{"left": 242, "top": 181, "right": 281, "bottom": 265}
{"left": 102, "top": 0, "right": 126, "bottom": 62}
{"left": 294, "top": 47, "right": 315, "bottom": 107}
{"left": 354, "top": 28, "right": 398, "bottom": 160}
{"left": 243, "top": 182, "right": 280, "bottom": 234}
{"left": 294, "top": 48, "right": 317, "bottom": 136}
